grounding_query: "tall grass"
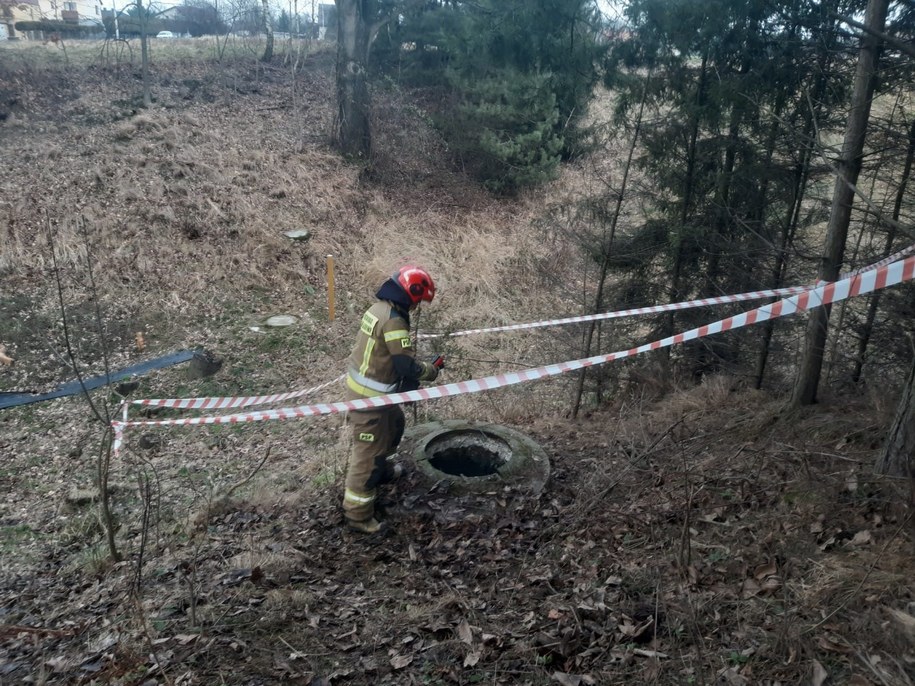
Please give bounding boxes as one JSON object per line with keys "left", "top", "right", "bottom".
{"left": 0, "top": 34, "right": 319, "bottom": 68}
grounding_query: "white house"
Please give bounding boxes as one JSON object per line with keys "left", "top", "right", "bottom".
{"left": 1, "top": 0, "right": 104, "bottom": 39}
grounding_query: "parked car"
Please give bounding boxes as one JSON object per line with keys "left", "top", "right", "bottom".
{"left": 156, "top": 31, "right": 175, "bottom": 38}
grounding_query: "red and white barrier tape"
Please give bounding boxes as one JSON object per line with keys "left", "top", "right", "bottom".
{"left": 817, "top": 242, "right": 915, "bottom": 284}
{"left": 131, "top": 284, "right": 814, "bottom": 412}
{"left": 419, "top": 284, "right": 814, "bottom": 339}
{"left": 422, "top": 242, "right": 915, "bottom": 340}
{"left": 856, "top": 242, "right": 915, "bottom": 272}
{"left": 132, "top": 374, "right": 345, "bottom": 410}
{"left": 111, "top": 255, "right": 915, "bottom": 441}
{"left": 128, "top": 243, "right": 915, "bottom": 412}
{"left": 132, "top": 284, "right": 814, "bottom": 412}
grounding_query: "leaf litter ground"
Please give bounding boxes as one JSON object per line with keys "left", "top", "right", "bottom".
{"left": 0, "top": 43, "right": 914, "bottom": 686}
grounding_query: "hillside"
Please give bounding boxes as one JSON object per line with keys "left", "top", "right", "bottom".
{"left": 1, "top": 42, "right": 914, "bottom": 685}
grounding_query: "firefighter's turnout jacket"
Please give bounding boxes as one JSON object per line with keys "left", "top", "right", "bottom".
{"left": 342, "top": 296, "right": 433, "bottom": 524}
{"left": 345, "top": 301, "right": 416, "bottom": 400}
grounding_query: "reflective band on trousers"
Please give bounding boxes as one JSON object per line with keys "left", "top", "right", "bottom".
{"left": 347, "top": 368, "right": 398, "bottom": 393}
{"left": 344, "top": 488, "right": 375, "bottom": 505}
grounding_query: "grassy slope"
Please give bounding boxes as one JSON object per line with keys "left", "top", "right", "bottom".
{"left": 0, "top": 39, "right": 913, "bottom": 686}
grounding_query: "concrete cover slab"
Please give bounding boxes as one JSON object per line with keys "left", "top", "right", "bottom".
{"left": 400, "top": 419, "right": 550, "bottom": 495}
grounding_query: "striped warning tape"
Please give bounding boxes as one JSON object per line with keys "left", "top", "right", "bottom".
{"left": 130, "top": 242, "right": 915, "bottom": 412}
{"left": 131, "top": 284, "right": 814, "bottom": 412}
{"left": 111, "top": 255, "right": 915, "bottom": 440}
{"left": 132, "top": 374, "right": 345, "bottom": 410}
{"left": 131, "top": 284, "right": 813, "bottom": 412}
{"left": 840, "top": 242, "right": 915, "bottom": 276}
{"left": 418, "top": 284, "right": 814, "bottom": 339}
{"left": 421, "top": 242, "right": 915, "bottom": 340}
{"left": 127, "top": 282, "right": 819, "bottom": 411}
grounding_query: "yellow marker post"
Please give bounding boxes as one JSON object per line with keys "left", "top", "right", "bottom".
{"left": 326, "top": 254, "right": 336, "bottom": 321}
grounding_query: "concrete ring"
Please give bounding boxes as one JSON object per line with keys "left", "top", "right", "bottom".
{"left": 400, "top": 419, "right": 550, "bottom": 495}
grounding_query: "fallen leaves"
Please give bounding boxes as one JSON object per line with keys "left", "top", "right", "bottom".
{"left": 885, "top": 607, "right": 915, "bottom": 644}
{"left": 390, "top": 653, "right": 413, "bottom": 669}
{"left": 817, "top": 634, "right": 855, "bottom": 654}
{"left": 849, "top": 530, "right": 873, "bottom": 546}
{"left": 551, "top": 672, "right": 596, "bottom": 686}
{"left": 717, "top": 666, "right": 748, "bottom": 685}
{"left": 818, "top": 528, "right": 873, "bottom": 551}
{"left": 753, "top": 560, "right": 777, "bottom": 579}
{"left": 811, "top": 659, "right": 828, "bottom": 686}
{"left": 619, "top": 615, "right": 655, "bottom": 642}
{"left": 457, "top": 619, "right": 473, "bottom": 645}
{"left": 741, "top": 559, "right": 782, "bottom": 598}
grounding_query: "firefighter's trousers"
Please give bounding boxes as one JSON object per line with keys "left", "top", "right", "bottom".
{"left": 343, "top": 405, "right": 406, "bottom": 522}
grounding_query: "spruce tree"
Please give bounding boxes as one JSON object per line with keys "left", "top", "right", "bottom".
{"left": 602, "top": 0, "right": 862, "bottom": 380}
{"left": 444, "top": 69, "right": 564, "bottom": 194}
{"left": 374, "top": 0, "right": 605, "bottom": 192}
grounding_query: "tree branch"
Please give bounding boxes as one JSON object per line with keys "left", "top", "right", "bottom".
{"left": 367, "top": 0, "right": 427, "bottom": 49}
{"left": 833, "top": 11, "right": 915, "bottom": 59}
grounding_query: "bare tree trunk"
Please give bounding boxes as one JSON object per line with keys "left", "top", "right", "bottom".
{"left": 875, "top": 348, "right": 915, "bottom": 477}
{"left": 852, "top": 118, "right": 915, "bottom": 382}
{"left": 691, "top": 92, "right": 745, "bottom": 377}
{"left": 99, "top": 431, "right": 121, "bottom": 561}
{"left": 571, "top": 72, "right": 650, "bottom": 418}
{"left": 754, "top": 150, "right": 811, "bottom": 389}
{"left": 663, "top": 51, "right": 708, "bottom": 347}
{"left": 138, "top": 0, "right": 151, "bottom": 108}
{"left": 334, "top": 0, "right": 375, "bottom": 158}
{"left": 754, "top": 15, "right": 839, "bottom": 389}
{"left": 790, "top": 0, "right": 889, "bottom": 406}
{"left": 261, "top": 0, "right": 274, "bottom": 62}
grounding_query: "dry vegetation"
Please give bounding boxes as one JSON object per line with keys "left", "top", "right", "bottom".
{"left": 0, "top": 38, "right": 914, "bottom": 686}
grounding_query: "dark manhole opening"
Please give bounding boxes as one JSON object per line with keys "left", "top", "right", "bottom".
{"left": 426, "top": 430, "right": 509, "bottom": 477}
{"left": 430, "top": 446, "right": 502, "bottom": 477}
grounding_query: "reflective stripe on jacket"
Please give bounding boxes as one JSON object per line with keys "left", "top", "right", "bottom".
{"left": 345, "top": 301, "right": 415, "bottom": 400}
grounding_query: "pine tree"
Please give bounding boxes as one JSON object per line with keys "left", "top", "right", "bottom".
{"left": 602, "top": 0, "right": 862, "bottom": 380}
{"left": 277, "top": 10, "right": 290, "bottom": 33}
{"left": 791, "top": 0, "right": 890, "bottom": 406}
{"left": 374, "top": 0, "right": 604, "bottom": 192}
{"left": 443, "top": 69, "right": 564, "bottom": 194}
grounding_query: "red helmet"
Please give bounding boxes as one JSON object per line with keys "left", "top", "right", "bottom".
{"left": 396, "top": 265, "right": 436, "bottom": 305}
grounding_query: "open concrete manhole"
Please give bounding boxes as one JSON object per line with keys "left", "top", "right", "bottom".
{"left": 400, "top": 420, "right": 550, "bottom": 494}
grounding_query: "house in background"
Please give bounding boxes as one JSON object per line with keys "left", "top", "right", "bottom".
{"left": 1, "top": 0, "right": 42, "bottom": 39}
{"left": 1, "top": 0, "right": 103, "bottom": 39}
{"left": 56, "top": 0, "right": 104, "bottom": 29}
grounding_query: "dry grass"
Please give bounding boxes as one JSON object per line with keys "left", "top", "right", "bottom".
{"left": 2, "top": 45, "right": 915, "bottom": 686}
{"left": 0, "top": 34, "right": 315, "bottom": 70}
{"left": 0, "top": 43, "right": 605, "bottom": 434}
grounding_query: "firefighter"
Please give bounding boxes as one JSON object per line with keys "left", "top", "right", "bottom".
{"left": 342, "top": 265, "right": 441, "bottom": 533}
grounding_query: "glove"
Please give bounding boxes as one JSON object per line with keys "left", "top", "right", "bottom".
{"left": 418, "top": 361, "right": 439, "bottom": 382}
